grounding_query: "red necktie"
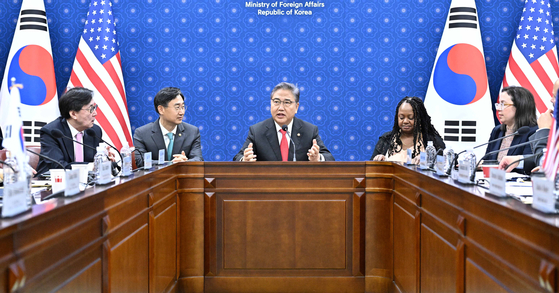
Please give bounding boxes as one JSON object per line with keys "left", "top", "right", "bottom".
{"left": 280, "top": 129, "right": 288, "bottom": 161}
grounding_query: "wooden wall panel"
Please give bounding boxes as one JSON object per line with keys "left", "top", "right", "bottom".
{"left": 393, "top": 201, "right": 416, "bottom": 293}
{"left": 153, "top": 198, "right": 177, "bottom": 293}
{"left": 420, "top": 224, "right": 456, "bottom": 293}
{"left": 221, "top": 199, "right": 346, "bottom": 270}
{"left": 178, "top": 193, "right": 205, "bottom": 278}
{"left": 110, "top": 221, "right": 149, "bottom": 293}
{"left": 465, "top": 259, "right": 509, "bottom": 293}
{"left": 55, "top": 259, "right": 102, "bottom": 293}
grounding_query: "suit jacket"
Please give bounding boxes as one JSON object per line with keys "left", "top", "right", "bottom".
{"left": 0, "top": 127, "right": 3, "bottom": 148}
{"left": 36, "top": 116, "right": 102, "bottom": 176}
{"left": 370, "top": 131, "right": 446, "bottom": 160}
{"left": 484, "top": 125, "right": 538, "bottom": 173}
{"left": 133, "top": 118, "right": 203, "bottom": 167}
{"left": 524, "top": 128, "right": 549, "bottom": 172}
{"left": 233, "top": 117, "right": 335, "bottom": 161}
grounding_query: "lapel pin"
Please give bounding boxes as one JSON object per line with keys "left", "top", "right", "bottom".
{"left": 297, "top": 133, "right": 301, "bottom": 137}
{"left": 179, "top": 133, "right": 182, "bottom": 137}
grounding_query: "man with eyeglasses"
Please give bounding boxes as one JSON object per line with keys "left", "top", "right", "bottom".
{"left": 37, "top": 87, "right": 113, "bottom": 175}
{"left": 133, "top": 87, "right": 203, "bottom": 167}
{"left": 233, "top": 82, "right": 334, "bottom": 162}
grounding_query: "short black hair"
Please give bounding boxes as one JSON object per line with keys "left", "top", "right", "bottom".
{"left": 154, "top": 87, "right": 185, "bottom": 114}
{"left": 270, "top": 82, "right": 300, "bottom": 103}
{"left": 59, "top": 87, "right": 94, "bottom": 119}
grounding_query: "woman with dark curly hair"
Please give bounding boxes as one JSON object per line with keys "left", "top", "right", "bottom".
{"left": 371, "top": 96, "right": 445, "bottom": 163}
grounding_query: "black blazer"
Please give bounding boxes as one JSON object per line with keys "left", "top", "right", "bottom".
{"left": 36, "top": 116, "right": 102, "bottom": 175}
{"left": 0, "top": 127, "right": 3, "bottom": 148}
{"left": 371, "top": 131, "right": 446, "bottom": 160}
{"left": 484, "top": 125, "right": 538, "bottom": 162}
{"left": 233, "top": 117, "right": 334, "bottom": 161}
{"left": 133, "top": 118, "right": 203, "bottom": 167}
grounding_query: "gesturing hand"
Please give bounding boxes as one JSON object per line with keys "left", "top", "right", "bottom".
{"left": 307, "top": 139, "right": 320, "bottom": 162}
{"left": 242, "top": 143, "right": 257, "bottom": 162}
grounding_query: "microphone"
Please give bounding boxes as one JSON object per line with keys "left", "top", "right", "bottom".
{"left": 281, "top": 124, "right": 296, "bottom": 162}
{"left": 85, "top": 129, "right": 124, "bottom": 164}
{"left": 26, "top": 148, "right": 67, "bottom": 171}
{"left": 0, "top": 160, "right": 16, "bottom": 172}
{"left": 451, "top": 126, "right": 532, "bottom": 172}
{"left": 470, "top": 135, "right": 549, "bottom": 181}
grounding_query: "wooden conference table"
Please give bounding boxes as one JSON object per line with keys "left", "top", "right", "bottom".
{"left": 0, "top": 161, "right": 557, "bottom": 293}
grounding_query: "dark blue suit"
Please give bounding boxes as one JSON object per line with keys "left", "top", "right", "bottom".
{"left": 36, "top": 116, "right": 102, "bottom": 176}
{"left": 484, "top": 125, "right": 538, "bottom": 172}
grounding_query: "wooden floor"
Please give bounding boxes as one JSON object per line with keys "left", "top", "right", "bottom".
{"left": 0, "top": 162, "right": 556, "bottom": 292}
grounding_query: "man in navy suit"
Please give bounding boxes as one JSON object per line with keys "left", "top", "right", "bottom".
{"left": 233, "top": 82, "right": 334, "bottom": 162}
{"left": 37, "top": 87, "right": 110, "bottom": 176}
{"left": 133, "top": 87, "right": 203, "bottom": 167}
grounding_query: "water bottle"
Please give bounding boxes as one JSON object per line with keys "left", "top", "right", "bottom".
{"left": 93, "top": 146, "right": 107, "bottom": 184}
{"left": 23, "top": 155, "right": 34, "bottom": 208}
{"left": 463, "top": 149, "right": 477, "bottom": 182}
{"left": 443, "top": 147, "right": 455, "bottom": 175}
{"left": 120, "top": 143, "right": 132, "bottom": 176}
{"left": 2, "top": 151, "right": 18, "bottom": 185}
{"left": 540, "top": 148, "right": 547, "bottom": 168}
{"left": 426, "top": 141, "right": 437, "bottom": 169}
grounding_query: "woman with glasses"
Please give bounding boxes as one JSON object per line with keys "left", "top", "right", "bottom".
{"left": 484, "top": 86, "right": 538, "bottom": 173}
{"left": 371, "top": 96, "right": 445, "bottom": 163}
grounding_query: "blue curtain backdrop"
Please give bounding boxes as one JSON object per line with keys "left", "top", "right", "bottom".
{"left": 0, "top": 0, "right": 557, "bottom": 161}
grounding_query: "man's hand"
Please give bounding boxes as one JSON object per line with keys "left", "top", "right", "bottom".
{"left": 538, "top": 109, "right": 553, "bottom": 129}
{"left": 498, "top": 155, "right": 522, "bottom": 172}
{"left": 242, "top": 143, "right": 257, "bottom": 162}
{"left": 172, "top": 151, "right": 188, "bottom": 163}
{"left": 106, "top": 146, "right": 116, "bottom": 162}
{"left": 372, "top": 154, "right": 386, "bottom": 161}
{"left": 307, "top": 139, "right": 320, "bottom": 161}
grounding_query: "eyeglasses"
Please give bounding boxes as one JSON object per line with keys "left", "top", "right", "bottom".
{"left": 271, "top": 99, "right": 295, "bottom": 107}
{"left": 171, "top": 105, "right": 187, "bottom": 112}
{"left": 81, "top": 103, "right": 98, "bottom": 114}
{"left": 495, "top": 102, "right": 514, "bottom": 110}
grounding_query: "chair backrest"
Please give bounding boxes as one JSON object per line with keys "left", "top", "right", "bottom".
{"left": 26, "top": 146, "right": 41, "bottom": 170}
{"left": 0, "top": 147, "right": 41, "bottom": 170}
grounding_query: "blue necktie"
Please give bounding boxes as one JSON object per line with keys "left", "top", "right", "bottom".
{"left": 166, "top": 132, "right": 174, "bottom": 161}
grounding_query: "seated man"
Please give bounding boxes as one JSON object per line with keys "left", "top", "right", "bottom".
{"left": 36, "top": 87, "right": 114, "bottom": 176}
{"left": 233, "top": 82, "right": 334, "bottom": 162}
{"left": 133, "top": 87, "right": 203, "bottom": 167}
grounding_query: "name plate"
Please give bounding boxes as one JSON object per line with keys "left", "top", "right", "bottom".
{"left": 64, "top": 169, "right": 81, "bottom": 196}
{"left": 532, "top": 178, "right": 556, "bottom": 213}
{"left": 144, "top": 152, "right": 152, "bottom": 169}
{"left": 419, "top": 152, "right": 429, "bottom": 170}
{"left": 458, "top": 163, "right": 472, "bottom": 184}
{"left": 489, "top": 168, "right": 506, "bottom": 197}
{"left": 158, "top": 149, "right": 165, "bottom": 165}
{"left": 98, "top": 161, "right": 112, "bottom": 184}
{"left": 435, "top": 155, "right": 446, "bottom": 176}
{"left": 2, "top": 180, "right": 29, "bottom": 217}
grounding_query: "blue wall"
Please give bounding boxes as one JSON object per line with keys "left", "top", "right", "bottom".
{"left": 1, "top": 0, "right": 557, "bottom": 161}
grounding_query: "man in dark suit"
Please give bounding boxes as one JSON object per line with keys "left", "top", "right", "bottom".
{"left": 233, "top": 82, "right": 334, "bottom": 162}
{"left": 133, "top": 87, "right": 203, "bottom": 167}
{"left": 36, "top": 87, "right": 110, "bottom": 175}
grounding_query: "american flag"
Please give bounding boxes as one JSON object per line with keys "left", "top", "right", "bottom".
{"left": 542, "top": 96, "right": 559, "bottom": 178}
{"left": 67, "top": 0, "right": 132, "bottom": 150}
{"left": 501, "top": 0, "right": 559, "bottom": 114}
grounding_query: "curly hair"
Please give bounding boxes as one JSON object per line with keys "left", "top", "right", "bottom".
{"left": 386, "top": 96, "right": 441, "bottom": 158}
